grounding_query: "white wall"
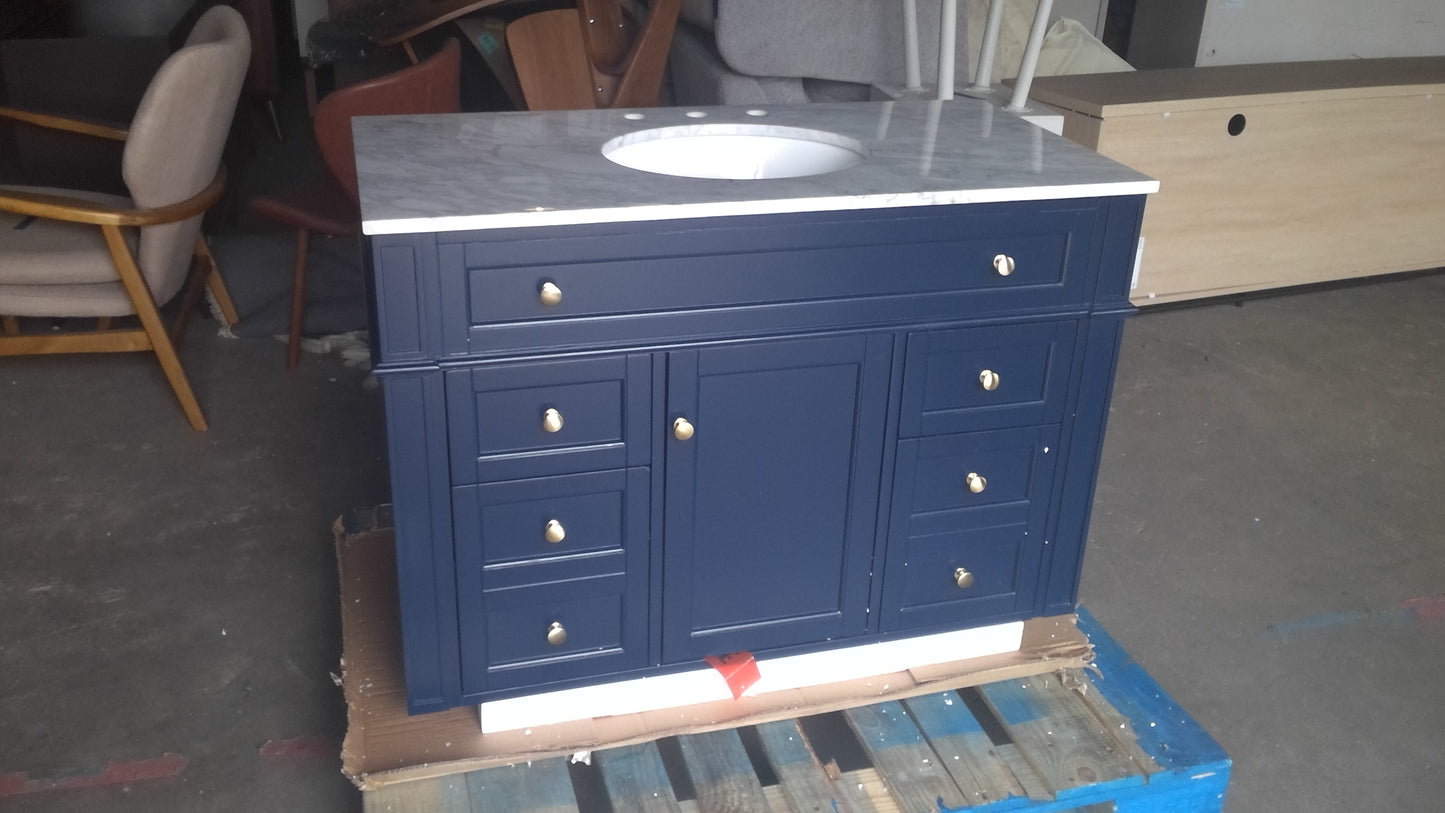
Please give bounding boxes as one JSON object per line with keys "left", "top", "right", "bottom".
{"left": 1197, "top": 0, "right": 1445, "bottom": 66}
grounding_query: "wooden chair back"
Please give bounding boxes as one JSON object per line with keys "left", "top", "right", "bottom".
{"left": 312, "top": 38, "right": 462, "bottom": 201}
{"left": 508, "top": 0, "right": 680, "bottom": 111}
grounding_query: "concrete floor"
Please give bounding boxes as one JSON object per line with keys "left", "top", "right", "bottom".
{"left": 2, "top": 66, "right": 1443, "bottom": 813}
{"left": 1082, "top": 274, "right": 1445, "bottom": 812}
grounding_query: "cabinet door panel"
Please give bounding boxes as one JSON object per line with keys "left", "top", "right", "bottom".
{"left": 662, "top": 334, "right": 892, "bottom": 661}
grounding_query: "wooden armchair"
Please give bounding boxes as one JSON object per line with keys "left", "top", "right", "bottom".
{"left": 0, "top": 6, "right": 251, "bottom": 432}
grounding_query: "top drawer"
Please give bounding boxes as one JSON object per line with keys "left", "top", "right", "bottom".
{"left": 445, "top": 354, "right": 652, "bottom": 484}
{"left": 366, "top": 201, "right": 1106, "bottom": 361}
{"left": 900, "top": 320, "right": 1078, "bottom": 436}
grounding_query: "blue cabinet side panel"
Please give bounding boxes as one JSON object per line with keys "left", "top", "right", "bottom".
{"left": 1088, "top": 195, "right": 1148, "bottom": 309}
{"left": 371, "top": 235, "right": 442, "bottom": 364}
{"left": 1040, "top": 195, "right": 1145, "bottom": 615}
{"left": 382, "top": 370, "right": 461, "bottom": 713}
{"left": 1041, "top": 314, "right": 1127, "bottom": 615}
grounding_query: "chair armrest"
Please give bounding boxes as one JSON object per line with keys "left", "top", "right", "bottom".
{"left": 0, "top": 169, "right": 225, "bottom": 227}
{"left": 0, "top": 106, "right": 129, "bottom": 142}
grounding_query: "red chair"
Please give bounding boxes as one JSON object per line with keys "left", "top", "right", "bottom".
{"left": 247, "top": 39, "right": 460, "bottom": 368}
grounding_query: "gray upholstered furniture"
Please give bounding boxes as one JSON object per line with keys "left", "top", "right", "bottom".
{"left": 667, "top": 0, "right": 1124, "bottom": 107}
{"left": 0, "top": 5, "right": 251, "bottom": 431}
{"left": 669, "top": 0, "right": 973, "bottom": 106}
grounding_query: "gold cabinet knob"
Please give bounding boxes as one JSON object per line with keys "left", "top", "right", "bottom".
{"left": 966, "top": 472, "right": 987, "bottom": 494}
{"left": 993, "top": 254, "right": 1015, "bottom": 277}
{"left": 546, "top": 621, "right": 567, "bottom": 646}
{"left": 542, "top": 407, "right": 564, "bottom": 433}
{"left": 979, "top": 369, "right": 1000, "bottom": 391}
{"left": 673, "top": 416, "right": 695, "bottom": 441}
{"left": 539, "top": 281, "right": 562, "bottom": 306}
{"left": 544, "top": 519, "right": 566, "bottom": 544}
{"left": 954, "top": 567, "right": 975, "bottom": 589}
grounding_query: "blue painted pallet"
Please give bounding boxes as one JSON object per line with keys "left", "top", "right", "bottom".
{"left": 363, "top": 608, "right": 1229, "bottom": 813}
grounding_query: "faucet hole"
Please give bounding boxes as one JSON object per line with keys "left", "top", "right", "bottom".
{"left": 1227, "top": 113, "right": 1246, "bottom": 136}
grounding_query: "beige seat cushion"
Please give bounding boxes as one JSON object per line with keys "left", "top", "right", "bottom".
{"left": 0, "top": 186, "right": 143, "bottom": 317}
{"left": 0, "top": 187, "right": 141, "bottom": 285}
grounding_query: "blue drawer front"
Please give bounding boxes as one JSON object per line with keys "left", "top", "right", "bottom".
{"left": 446, "top": 354, "right": 651, "bottom": 483}
{"left": 903, "top": 426, "right": 1060, "bottom": 515}
{"left": 882, "top": 425, "right": 1061, "bottom": 631}
{"left": 466, "top": 230, "right": 1072, "bottom": 323}
{"left": 453, "top": 471, "right": 629, "bottom": 567}
{"left": 893, "top": 529, "right": 1028, "bottom": 627}
{"left": 438, "top": 202, "right": 1103, "bottom": 357}
{"left": 479, "top": 581, "right": 639, "bottom": 691}
{"left": 900, "top": 320, "right": 1078, "bottom": 437}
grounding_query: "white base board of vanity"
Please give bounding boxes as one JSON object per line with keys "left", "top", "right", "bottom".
{"left": 479, "top": 621, "right": 1025, "bottom": 733}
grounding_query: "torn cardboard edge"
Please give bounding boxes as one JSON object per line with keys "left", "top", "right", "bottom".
{"left": 335, "top": 518, "right": 1093, "bottom": 791}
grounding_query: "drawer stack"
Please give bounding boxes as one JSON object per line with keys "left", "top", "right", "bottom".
{"left": 882, "top": 320, "right": 1080, "bottom": 630}
{"left": 445, "top": 356, "right": 652, "bottom": 694}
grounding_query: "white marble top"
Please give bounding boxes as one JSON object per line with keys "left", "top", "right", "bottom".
{"left": 354, "top": 98, "right": 1157, "bottom": 235}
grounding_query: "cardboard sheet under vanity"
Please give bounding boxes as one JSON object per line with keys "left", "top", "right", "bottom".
{"left": 335, "top": 518, "right": 1094, "bottom": 790}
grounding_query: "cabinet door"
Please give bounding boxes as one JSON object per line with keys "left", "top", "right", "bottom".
{"left": 661, "top": 334, "right": 893, "bottom": 661}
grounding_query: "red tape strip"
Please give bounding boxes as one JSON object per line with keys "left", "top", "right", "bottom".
{"left": 704, "top": 651, "right": 760, "bottom": 699}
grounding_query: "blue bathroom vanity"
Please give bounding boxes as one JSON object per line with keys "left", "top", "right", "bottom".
{"left": 355, "top": 100, "right": 1156, "bottom": 715}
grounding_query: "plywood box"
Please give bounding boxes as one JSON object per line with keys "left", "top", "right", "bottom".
{"left": 1028, "top": 58, "right": 1445, "bottom": 305}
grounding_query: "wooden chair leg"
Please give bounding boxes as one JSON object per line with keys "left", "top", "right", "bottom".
{"left": 2, "top": 315, "right": 19, "bottom": 336}
{"left": 101, "top": 225, "right": 209, "bottom": 431}
{"left": 97, "top": 316, "right": 113, "bottom": 330}
{"left": 195, "top": 236, "right": 240, "bottom": 326}
{"left": 287, "top": 227, "right": 310, "bottom": 370}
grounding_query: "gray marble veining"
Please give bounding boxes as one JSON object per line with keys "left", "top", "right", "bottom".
{"left": 353, "top": 98, "right": 1157, "bottom": 235}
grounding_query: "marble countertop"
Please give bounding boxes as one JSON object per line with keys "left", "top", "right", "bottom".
{"left": 353, "top": 98, "right": 1157, "bottom": 236}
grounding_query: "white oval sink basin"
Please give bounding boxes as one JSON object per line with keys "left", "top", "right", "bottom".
{"left": 602, "top": 124, "right": 867, "bottom": 180}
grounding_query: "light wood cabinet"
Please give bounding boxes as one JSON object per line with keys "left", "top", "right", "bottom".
{"left": 1030, "top": 58, "right": 1445, "bottom": 305}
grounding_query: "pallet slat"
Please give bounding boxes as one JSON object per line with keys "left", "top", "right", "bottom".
{"left": 977, "top": 674, "right": 1144, "bottom": 801}
{"left": 989, "top": 743, "right": 1054, "bottom": 802}
{"left": 677, "top": 728, "right": 773, "bottom": 813}
{"left": 901, "top": 691, "right": 1029, "bottom": 806}
{"left": 595, "top": 741, "right": 683, "bottom": 812}
{"left": 466, "top": 758, "right": 577, "bottom": 813}
{"left": 754, "top": 719, "right": 871, "bottom": 813}
{"left": 364, "top": 774, "right": 472, "bottom": 813}
{"left": 844, "top": 701, "right": 968, "bottom": 813}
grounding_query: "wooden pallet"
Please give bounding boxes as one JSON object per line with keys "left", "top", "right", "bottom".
{"left": 362, "top": 610, "right": 1227, "bottom": 812}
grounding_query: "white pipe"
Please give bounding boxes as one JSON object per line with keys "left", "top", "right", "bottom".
{"left": 902, "top": 0, "right": 921, "bottom": 92}
{"left": 968, "top": 0, "right": 1005, "bottom": 93}
{"left": 1006, "top": 0, "right": 1054, "bottom": 112}
{"left": 936, "top": 0, "right": 957, "bottom": 100}
{"left": 920, "top": 100, "right": 942, "bottom": 175}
